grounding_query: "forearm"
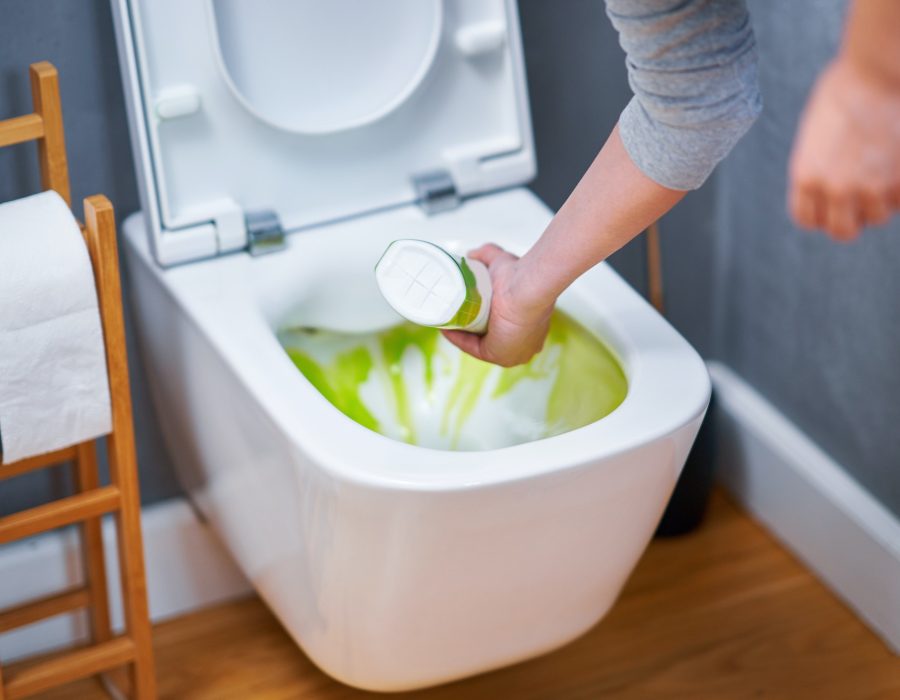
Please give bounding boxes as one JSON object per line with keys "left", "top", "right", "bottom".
{"left": 511, "top": 0, "right": 760, "bottom": 314}
{"left": 450, "top": 1, "right": 764, "bottom": 366}
{"left": 841, "top": 0, "right": 900, "bottom": 88}
{"left": 513, "top": 125, "right": 685, "bottom": 310}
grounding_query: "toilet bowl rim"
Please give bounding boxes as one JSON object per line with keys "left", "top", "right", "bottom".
{"left": 122, "top": 208, "right": 711, "bottom": 491}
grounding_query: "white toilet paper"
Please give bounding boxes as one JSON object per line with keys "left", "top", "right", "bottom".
{"left": 0, "top": 191, "right": 112, "bottom": 464}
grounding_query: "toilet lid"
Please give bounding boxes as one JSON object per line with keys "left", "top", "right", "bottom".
{"left": 112, "top": 0, "right": 536, "bottom": 265}
{"left": 212, "top": 0, "right": 443, "bottom": 135}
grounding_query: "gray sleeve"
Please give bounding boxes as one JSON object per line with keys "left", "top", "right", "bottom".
{"left": 605, "top": 0, "right": 762, "bottom": 190}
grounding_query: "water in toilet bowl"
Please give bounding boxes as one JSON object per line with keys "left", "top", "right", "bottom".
{"left": 278, "top": 311, "right": 627, "bottom": 451}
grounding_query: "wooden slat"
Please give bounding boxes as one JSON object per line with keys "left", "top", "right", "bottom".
{"left": 0, "top": 486, "right": 120, "bottom": 545}
{"left": 0, "top": 113, "right": 43, "bottom": 148}
{"left": 100, "top": 667, "right": 133, "bottom": 700}
{"left": 73, "top": 442, "right": 114, "bottom": 650}
{"left": 0, "top": 61, "right": 155, "bottom": 700}
{"left": 29, "top": 61, "right": 70, "bottom": 206}
{"left": 0, "top": 446, "right": 77, "bottom": 481}
{"left": 84, "top": 196, "right": 157, "bottom": 698}
{"left": 4, "top": 637, "right": 135, "bottom": 699}
{"left": 0, "top": 588, "right": 90, "bottom": 634}
{"left": 645, "top": 220, "right": 665, "bottom": 314}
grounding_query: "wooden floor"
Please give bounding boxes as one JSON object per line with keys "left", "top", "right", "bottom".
{"left": 29, "top": 491, "right": 900, "bottom": 699}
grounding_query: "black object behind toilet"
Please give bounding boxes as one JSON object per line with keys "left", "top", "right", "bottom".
{"left": 655, "top": 391, "right": 718, "bottom": 536}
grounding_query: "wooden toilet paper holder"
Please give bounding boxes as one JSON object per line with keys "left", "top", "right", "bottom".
{"left": 0, "top": 62, "right": 156, "bottom": 699}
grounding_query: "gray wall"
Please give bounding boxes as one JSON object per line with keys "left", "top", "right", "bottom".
{"left": 1, "top": 1, "right": 896, "bottom": 518}
{"left": 715, "top": 0, "right": 900, "bottom": 515}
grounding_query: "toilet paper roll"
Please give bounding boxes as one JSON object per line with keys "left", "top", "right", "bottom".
{"left": 0, "top": 191, "right": 112, "bottom": 464}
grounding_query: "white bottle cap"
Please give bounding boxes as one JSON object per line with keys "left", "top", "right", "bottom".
{"left": 375, "top": 239, "right": 491, "bottom": 332}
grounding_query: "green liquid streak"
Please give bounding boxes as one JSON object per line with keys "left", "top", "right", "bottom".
{"left": 379, "top": 324, "right": 440, "bottom": 443}
{"left": 545, "top": 314, "right": 626, "bottom": 430}
{"left": 286, "top": 346, "right": 380, "bottom": 433}
{"left": 279, "top": 311, "right": 627, "bottom": 451}
{"left": 441, "top": 353, "right": 494, "bottom": 447}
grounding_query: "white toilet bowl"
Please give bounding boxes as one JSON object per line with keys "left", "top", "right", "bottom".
{"left": 122, "top": 188, "right": 708, "bottom": 691}
{"left": 112, "top": 0, "right": 710, "bottom": 689}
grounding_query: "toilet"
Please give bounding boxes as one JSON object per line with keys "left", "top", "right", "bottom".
{"left": 111, "top": 0, "right": 710, "bottom": 691}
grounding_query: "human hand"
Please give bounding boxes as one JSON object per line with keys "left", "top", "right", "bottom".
{"left": 442, "top": 244, "right": 555, "bottom": 367}
{"left": 788, "top": 57, "right": 900, "bottom": 241}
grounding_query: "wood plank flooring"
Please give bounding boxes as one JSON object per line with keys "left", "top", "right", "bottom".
{"left": 28, "top": 491, "right": 900, "bottom": 699}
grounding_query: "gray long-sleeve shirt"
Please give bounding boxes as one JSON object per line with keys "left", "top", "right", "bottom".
{"left": 606, "top": 0, "right": 762, "bottom": 190}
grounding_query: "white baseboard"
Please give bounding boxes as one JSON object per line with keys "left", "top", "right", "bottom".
{"left": 709, "top": 361, "right": 900, "bottom": 655}
{"left": 0, "top": 498, "right": 252, "bottom": 662}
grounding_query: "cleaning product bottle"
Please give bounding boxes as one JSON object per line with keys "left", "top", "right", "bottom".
{"left": 375, "top": 239, "right": 492, "bottom": 334}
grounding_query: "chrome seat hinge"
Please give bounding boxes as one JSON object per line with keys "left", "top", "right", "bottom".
{"left": 244, "top": 209, "right": 286, "bottom": 256}
{"left": 412, "top": 170, "right": 460, "bottom": 215}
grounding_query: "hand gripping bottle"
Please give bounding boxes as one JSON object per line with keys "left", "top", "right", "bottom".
{"left": 375, "top": 239, "right": 492, "bottom": 334}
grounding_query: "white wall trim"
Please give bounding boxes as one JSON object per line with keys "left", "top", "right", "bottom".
{"left": 0, "top": 498, "right": 252, "bottom": 662}
{"left": 709, "top": 361, "right": 900, "bottom": 655}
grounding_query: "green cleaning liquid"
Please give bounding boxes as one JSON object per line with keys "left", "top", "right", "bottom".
{"left": 278, "top": 311, "right": 627, "bottom": 451}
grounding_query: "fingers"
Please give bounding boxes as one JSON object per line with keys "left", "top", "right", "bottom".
{"left": 824, "top": 193, "right": 861, "bottom": 242}
{"left": 467, "top": 243, "right": 516, "bottom": 268}
{"left": 789, "top": 183, "right": 825, "bottom": 231}
{"left": 788, "top": 180, "right": 891, "bottom": 241}
{"left": 441, "top": 329, "right": 485, "bottom": 360}
{"left": 858, "top": 187, "right": 892, "bottom": 228}
{"left": 442, "top": 329, "right": 521, "bottom": 367}
{"left": 890, "top": 184, "right": 900, "bottom": 210}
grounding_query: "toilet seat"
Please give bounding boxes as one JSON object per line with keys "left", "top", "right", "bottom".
{"left": 120, "top": 187, "right": 709, "bottom": 690}
{"left": 112, "top": 0, "right": 535, "bottom": 265}
{"left": 123, "top": 189, "right": 709, "bottom": 488}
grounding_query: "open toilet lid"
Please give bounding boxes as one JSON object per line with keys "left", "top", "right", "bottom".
{"left": 111, "top": 0, "right": 536, "bottom": 266}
